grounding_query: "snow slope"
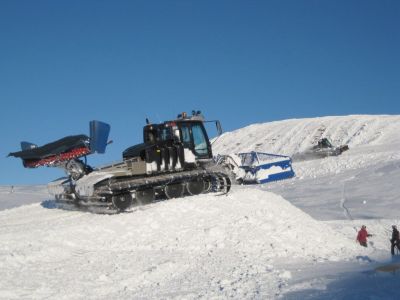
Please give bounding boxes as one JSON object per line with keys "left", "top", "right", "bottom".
{"left": 213, "top": 115, "right": 400, "bottom": 156}
{"left": 1, "top": 115, "right": 400, "bottom": 299}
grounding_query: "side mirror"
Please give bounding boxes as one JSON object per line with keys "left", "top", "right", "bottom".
{"left": 216, "top": 121, "right": 223, "bottom": 136}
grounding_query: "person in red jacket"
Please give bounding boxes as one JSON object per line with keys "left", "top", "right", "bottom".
{"left": 357, "top": 225, "right": 372, "bottom": 247}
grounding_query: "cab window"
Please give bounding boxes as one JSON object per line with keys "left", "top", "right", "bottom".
{"left": 191, "top": 123, "right": 209, "bottom": 156}
{"left": 180, "top": 125, "right": 191, "bottom": 146}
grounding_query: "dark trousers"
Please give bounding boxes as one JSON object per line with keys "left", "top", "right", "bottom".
{"left": 391, "top": 239, "right": 400, "bottom": 255}
{"left": 359, "top": 241, "right": 367, "bottom": 247}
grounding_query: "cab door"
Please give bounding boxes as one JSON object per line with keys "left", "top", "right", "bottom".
{"left": 179, "top": 121, "right": 212, "bottom": 159}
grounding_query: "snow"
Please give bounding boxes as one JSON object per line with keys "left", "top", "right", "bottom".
{"left": 1, "top": 114, "right": 400, "bottom": 299}
{"left": 213, "top": 115, "right": 400, "bottom": 158}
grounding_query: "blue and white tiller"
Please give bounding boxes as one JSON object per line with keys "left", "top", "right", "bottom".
{"left": 216, "top": 151, "right": 295, "bottom": 184}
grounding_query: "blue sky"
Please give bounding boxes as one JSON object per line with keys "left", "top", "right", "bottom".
{"left": 1, "top": 0, "right": 399, "bottom": 185}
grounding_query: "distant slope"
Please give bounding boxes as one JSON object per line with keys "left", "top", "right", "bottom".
{"left": 213, "top": 115, "right": 400, "bottom": 156}
{"left": 0, "top": 185, "right": 48, "bottom": 211}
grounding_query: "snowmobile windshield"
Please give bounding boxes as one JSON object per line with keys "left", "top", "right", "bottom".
{"left": 319, "top": 138, "right": 333, "bottom": 148}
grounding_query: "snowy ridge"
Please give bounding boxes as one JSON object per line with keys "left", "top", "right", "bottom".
{"left": 213, "top": 115, "right": 400, "bottom": 155}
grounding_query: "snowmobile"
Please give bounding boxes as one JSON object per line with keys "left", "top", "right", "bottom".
{"left": 292, "top": 138, "right": 349, "bottom": 161}
{"left": 9, "top": 112, "right": 231, "bottom": 212}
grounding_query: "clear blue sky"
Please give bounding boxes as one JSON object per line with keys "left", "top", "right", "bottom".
{"left": 1, "top": 0, "right": 399, "bottom": 185}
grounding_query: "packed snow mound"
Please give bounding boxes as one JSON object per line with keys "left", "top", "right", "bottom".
{"left": 0, "top": 187, "right": 358, "bottom": 299}
{"left": 213, "top": 115, "right": 400, "bottom": 156}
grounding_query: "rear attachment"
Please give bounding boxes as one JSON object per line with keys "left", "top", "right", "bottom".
{"left": 217, "top": 151, "right": 295, "bottom": 184}
{"left": 8, "top": 120, "right": 110, "bottom": 169}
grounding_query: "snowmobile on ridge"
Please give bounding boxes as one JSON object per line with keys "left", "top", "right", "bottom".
{"left": 292, "top": 138, "right": 349, "bottom": 161}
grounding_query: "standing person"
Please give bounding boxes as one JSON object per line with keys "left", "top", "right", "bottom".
{"left": 356, "top": 225, "right": 371, "bottom": 247}
{"left": 390, "top": 225, "right": 400, "bottom": 255}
